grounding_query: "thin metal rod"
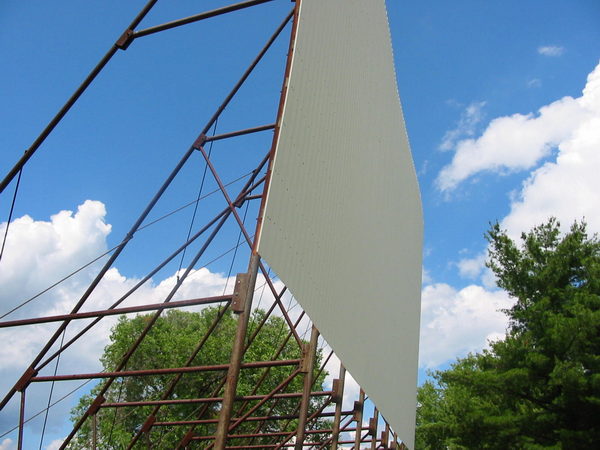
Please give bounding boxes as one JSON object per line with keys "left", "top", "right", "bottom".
{"left": 204, "top": 123, "right": 276, "bottom": 142}
{"left": 133, "top": 0, "right": 276, "bottom": 38}
{"left": 295, "top": 325, "right": 319, "bottom": 450}
{"left": 331, "top": 364, "right": 346, "bottom": 449}
{"left": 0, "top": 295, "right": 230, "bottom": 328}
{"left": 0, "top": 0, "right": 159, "bottom": 195}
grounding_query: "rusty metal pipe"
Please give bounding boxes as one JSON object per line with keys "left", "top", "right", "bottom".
{"left": 132, "top": 0, "right": 276, "bottom": 39}
{"left": 204, "top": 124, "right": 276, "bottom": 142}
{"left": 0, "top": 295, "right": 230, "bottom": 328}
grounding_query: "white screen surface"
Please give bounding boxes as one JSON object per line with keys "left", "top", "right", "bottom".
{"left": 258, "top": 1, "right": 423, "bottom": 446}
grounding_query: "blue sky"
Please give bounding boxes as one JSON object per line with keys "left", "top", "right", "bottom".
{"left": 1, "top": 0, "right": 599, "bottom": 448}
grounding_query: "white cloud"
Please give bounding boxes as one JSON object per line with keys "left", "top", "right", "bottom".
{"left": 527, "top": 78, "right": 542, "bottom": 88}
{"left": 0, "top": 439, "right": 15, "bottom": 450}
{"left": 538, "top": 45, "right": 564, "bottom": 57}
{"left": 419, "top": 283, "right": 512, "bottom": 368}
{"left": 45, "top": 439, "right": 64, "bottom": 450}
{"left": 0, "top": 202, "right": 238, "bottom": 439}
{"left": 439, "top": 101, "right": 486, "bottom": 151}
{"left": 436, "top": 61, "right": 600, "bottom": 192}
{"left": 456, "top": 253, "right": 486, "bottom": 279}
{"left": 502, "top": 114, "right": 600, "bottom": 239}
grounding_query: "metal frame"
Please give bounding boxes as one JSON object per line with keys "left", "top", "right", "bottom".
{"left": 0, "top": 1, "right": 406, "bottom": 448}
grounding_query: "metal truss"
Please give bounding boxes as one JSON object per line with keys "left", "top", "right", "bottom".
{"left": 0, "top": 1, "right": 406, "bottom": 448}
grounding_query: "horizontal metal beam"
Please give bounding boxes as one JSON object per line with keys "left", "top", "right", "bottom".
{"left": 204, "top": 124, "right": 276, "bottom": 142}
{"left": 31, "top": 359, "right": 300, "bottom": 382}
{"left": 153, "top": 411, "right": 352, "bottom": 427}
{"left": 0, "top": 295, "right": 231, "bottom": 328}
{"left": 193, "top": 428, "right": 352, "bottom": 441}
{"left": 133, "top": 0, "right": 276, "bottom": 39}
{"left": 101, "top": 390, "right": 333, "bottom": 408}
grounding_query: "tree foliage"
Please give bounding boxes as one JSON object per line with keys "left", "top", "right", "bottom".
{"left": 416, "top": 219, "right": 600, "bottom": 449}
{"left": 69, "top": 307, "right": 328, "bottom": 449}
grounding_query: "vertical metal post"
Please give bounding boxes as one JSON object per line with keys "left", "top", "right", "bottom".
{"left": 384, "top": 422, "right": 390, "bottom": 449}
{"left": 92, "top": 413, "right": 98, "bottom": 450}
{"left": 370, "top": 408, "right": 379, "bottom": 450}
{"left": 354, "top": 389, "right": 365, "bottom": 450}
{"left": 391, "top": 431, "right": 399, "bottom": 449}
{"left": 330, "top": 364, "right": 346, "bottom": 449}
{"left": 213, "top": 252, "right": 261, "bottom": 449}
{"left": 17, "top": 389, "right": 26, "bottom": 450}
{"left": 295, "top": 325, "right": 319, "bottom": 450}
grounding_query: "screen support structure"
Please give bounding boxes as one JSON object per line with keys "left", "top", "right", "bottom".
{"left": 0, "top": 1, "right": 414, "bottom": 449}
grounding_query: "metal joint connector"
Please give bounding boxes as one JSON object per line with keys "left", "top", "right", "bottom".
{"left": 116, "top": 29, "right": 134, "bottom": 50}
{"left": 141, "top": 415, "right": 156, "bottom": 433}
{"left": 14, "top": 367, "right": 38, "bottom": 392}
{"left": 231, "top": 272, "right": 250, "bottom": 313}
{"left": 88, "top": 395, "right": 106, "bottom": 416}
{"left": 193, "top": 134, "right": 208, "bottom": 150}
{"left": 299, "top": 342, "right": 311, "bottom": 373}
{"left": 332, "top": 378, "right": 342, "bottom": 404}
{"left": 368, "top": 417, "right": 377, "bottom": 437}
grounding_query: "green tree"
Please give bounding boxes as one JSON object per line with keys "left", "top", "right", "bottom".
{"left": 69, "top": 307, "right": 328, "bottom": 449}
{"left": 416, "top": 219, "right": 600, "bottom": 449}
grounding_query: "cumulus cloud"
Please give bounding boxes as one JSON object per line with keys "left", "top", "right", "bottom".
{"left": 437, "top": 61, "right": 600, "bottom": 192}
{"left": 44, "top": 439, "right": 64, "bottom": 450}
{"left": 439, "top": 101, "right": 486, "bottom": 151}
{"left": 537, "top": 45, "right": 564, "bottom": 57}
{"left": 456, "top": 253, "right": 486, "bottom": 279}
{"left": 502, "top": 111, "right": 600, "bottom": 239}
{"left": 419, "top": 283, "right": 512, "bottom": 368}
{"left": 420, "top": 62, "right": 600, "bottom": 371}
{"left": 0, "top": 202, "right": 240, "bottom": 442}
{"left": 0, "top": 439, "right": 14, "bottom": 450}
